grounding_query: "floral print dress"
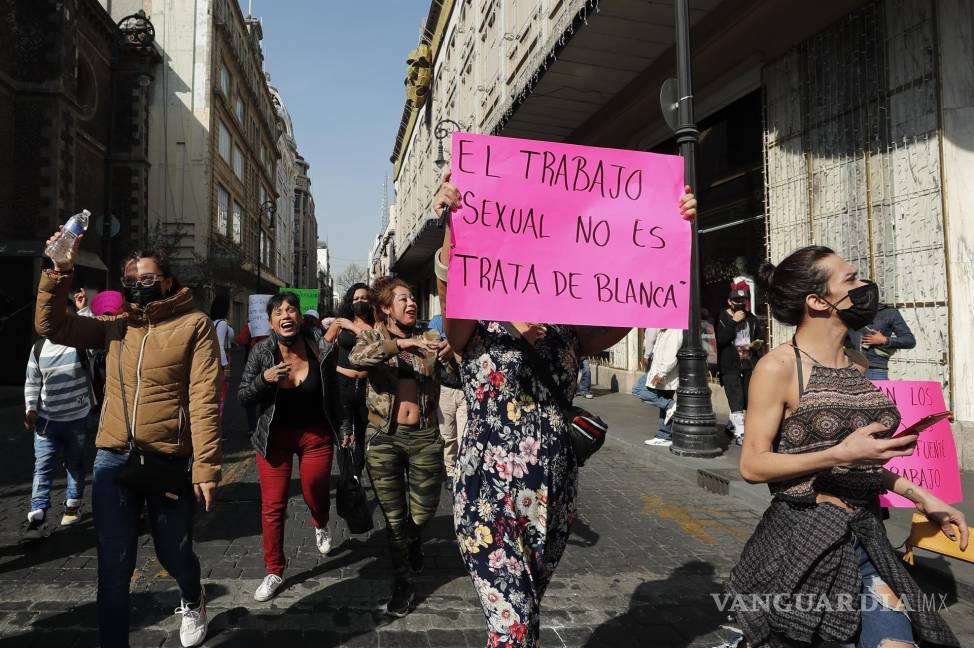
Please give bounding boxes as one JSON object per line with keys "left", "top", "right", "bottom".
{"left": 455, "top": 321, "right": 580, "bottom": 648}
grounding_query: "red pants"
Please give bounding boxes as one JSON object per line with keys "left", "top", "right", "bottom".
{"left": 256, "top": 423, "right": 334, "bottom": 576}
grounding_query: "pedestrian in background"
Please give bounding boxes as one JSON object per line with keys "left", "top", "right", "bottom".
{"left": 428, "top": 313, "right": 465, "bottom": 483}
{"left": 432, "top": 173, "right": 697, "bottom": 648}
{"left": 236, "top": 320, "right": 269, "bottom": 435}
{"left": 642, "top": 328, "right": 683, "bottom": 447}
{"left": 210, "top": 295, "right": 234, "bottom": 417}
{"left": 36, "top": 231, "right": 221, "bottom": 648}
{"left": 576, "top": 357, "right": 594, "bottom": 399}
{"left": 630, "top": 328, "right": 660, "bottom": 403}
{"left": 238, "top": 292, "right": 341, "bottom": 602}
{"left": 847, "top": 303, "right": 915, "bottom": 381}
{"left": 349, "top": 277, "right": 446, "bottom": 618}
{"left": 721, "top": 245, "right": 965, "bottom": 648}
{"left": 24, "top": 294, "right": 93, "bottom": 530}
{"left": 716, "top": 289, "right": 763, "bottom": 445}
{"left": 324, "top": 283, "right": 374, "bottom": 482}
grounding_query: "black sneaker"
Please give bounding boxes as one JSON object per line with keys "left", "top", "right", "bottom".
{"left": 385, "top": 577, "right": 415, "bottom": 618}
{"left": 408, "top": 539, "right": 424, "bottom": 574}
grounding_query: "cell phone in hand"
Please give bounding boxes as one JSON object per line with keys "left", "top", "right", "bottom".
{"left": 891, "top": 411, "right": 952, "bottom": 439}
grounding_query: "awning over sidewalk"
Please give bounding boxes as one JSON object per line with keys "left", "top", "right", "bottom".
{"left": 491, "top": 0, "right": 721, "bottom": 141}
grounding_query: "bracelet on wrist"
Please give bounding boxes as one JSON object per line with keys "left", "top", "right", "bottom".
{"left": 434, "top": 247, "right": 449, "bottom": 283}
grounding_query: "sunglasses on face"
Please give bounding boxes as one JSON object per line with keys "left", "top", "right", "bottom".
{"left": 121, "top": 273, "right": 164, "bottom": 288}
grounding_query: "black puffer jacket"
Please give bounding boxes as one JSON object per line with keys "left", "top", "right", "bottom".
{"left": 237, "top": 328, "right": 341, "bottom": 457}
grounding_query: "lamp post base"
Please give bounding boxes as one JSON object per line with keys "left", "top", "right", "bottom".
{"left": 670, "top": 347, "right": 721, "bottom": 458}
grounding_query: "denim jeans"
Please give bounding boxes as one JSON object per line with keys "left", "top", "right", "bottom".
{"left": 31, "top": 416, "right": 88, "bottom": 511}
{"left": 840, "top": 540, "right": 916, "bottom": 648}
{"left": 578, "top": 358, "right": 592, "bottom": 395}
{"left": 641, "top": 388, "right": 675, "bottom": 436}
{"left": 866, "top": 367, "right": 889, "bottom": 381}
{"left": 631, "top": 373, "right": 656, "bottom": 403}
{"left": 92, "top": 449, "right": 202, "bottom": 648}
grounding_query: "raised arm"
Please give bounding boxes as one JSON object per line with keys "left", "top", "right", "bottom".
{"left": 575, "top": 326, "right": 632, "bottom": 356}
{"left": 433, "top": 173, "right": 477, "bottom": 354}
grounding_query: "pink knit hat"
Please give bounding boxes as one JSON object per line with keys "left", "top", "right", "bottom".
{"left": 91, "top": 290, "right": 125, "bottom": 316}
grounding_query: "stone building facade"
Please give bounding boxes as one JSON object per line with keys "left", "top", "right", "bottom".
{"left": 99, "top": 0, "right": 283, "bottom": 330}
{"left": 0, "top": 0, "right": 158, "bottom": 385}
{"left": 293, "top": 155, "right": 319, "bottom": 291}
{"left": 388, "top": 0, "right": 974, "bottom": 467}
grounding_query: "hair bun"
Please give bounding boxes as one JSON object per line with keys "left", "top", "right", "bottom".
{"left": 756, "top": 261, "right": 776, "bottom": 291}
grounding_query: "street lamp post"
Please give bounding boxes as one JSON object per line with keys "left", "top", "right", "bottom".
{"left": 255, "top": 199, "right": 277, "bottom": 292}
{"left": 665, "top": 0, "right": 720, "bottom": 457}
{"left": 433, "top": 119, "right": 467, "bottom": 228}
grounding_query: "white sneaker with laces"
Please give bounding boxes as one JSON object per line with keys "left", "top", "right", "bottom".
{"left": 254, "top": 573, "right": 284, "bottom": 602}
{"left": 175, "top": 594, "right": 207, "bottom": 647}
{"left": 315, "top": 527, "right": 332, "bottom": 555}
{"left": 644, "top": 437, "right": 673, "bottom": 447}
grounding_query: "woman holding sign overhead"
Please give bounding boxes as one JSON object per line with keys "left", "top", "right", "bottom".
{"left": 716, "top": 246, "right": 967, "bottom": 648}
{"left": 432, "top": 172, "right": 697, "bottom": 648}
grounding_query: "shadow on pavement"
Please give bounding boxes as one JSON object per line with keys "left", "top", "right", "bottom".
{"left": 582, "top": 561, "right": 734, "bottom": 648}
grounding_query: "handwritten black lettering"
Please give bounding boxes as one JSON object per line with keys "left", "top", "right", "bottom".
{"left": 632, "top": 220, "right": 666, "bottom": 249}
{"left": 485, "top": 145, "right": 502, "bottom": 178}
{"left": 576, "top": 216, "right": 611, "bottom": 247}
{"left": 520, "top": 149, "right": 541, "bottom": 180}
{"left": 457, "top": 139, "right": 474, "bottom": 174}
{"left": 594, "top": 273, "right": 678, "bottom": 309}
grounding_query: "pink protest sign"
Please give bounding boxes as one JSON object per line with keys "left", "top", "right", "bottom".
{"left": 445, "top": 132, "right": 689, "bottom": 327}
{"left": 872, "top": 381, "right": 962, "bottom": 508}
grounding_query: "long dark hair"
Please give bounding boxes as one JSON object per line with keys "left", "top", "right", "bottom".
{"left": 339, "top": 282, "right": 373, "bottom": 324}
{"left": 756, "top": 245, "right": 835, "bottom": 326}
{"left": 210, "top": 295, "right": 229, "bottom": 320}
{"left": 120, "top": 247, "right": 183, "bottom": 292}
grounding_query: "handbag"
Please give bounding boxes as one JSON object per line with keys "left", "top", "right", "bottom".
{"left": 113, "top": 340, "right": 193, "bottom": 498}
{"left": 335, "top": 444, "right": 373, "bottom": 534}
{"left": 902, "top": 512, "right": 974, "bottom": 565}
{"left": 502, "top": 323, "right": 608, "bottom": 467}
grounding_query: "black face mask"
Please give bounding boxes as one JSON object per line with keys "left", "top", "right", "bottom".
{"left": 730, "top": 302, "right": 746, "bottom": 312}
{"left": 352, "top": 302, "right": 371, "bottom": 319}
{"left": 823, "top": 281, "right": 880, "bottom": 330}
{"left": 124, "top": 283, "right": 165, "bottom": 308}
{"left": 271, "top": 329, "right": 299, "bottom": 348}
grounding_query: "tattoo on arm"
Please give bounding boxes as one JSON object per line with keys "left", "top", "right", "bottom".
{"left": 905, "top": 487, "right": 915, "bottom": 499}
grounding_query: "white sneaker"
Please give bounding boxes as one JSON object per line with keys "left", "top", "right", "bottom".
{"left": 733, "top": 434, "right": 744, "bottom": 446}
{"left": 254, "top": 573, "right": 284, "bottom": 602}
{"left": 26, "top": 509, "right": 45, "bottom": 530}
{"left": 644, "top": 437, "right": 673, "bottom": 447}
{"left": 583, "top": 393, "right": 594, "bottom": 399}
{"left": 315, "top": 527, "right": 333, "bottom": 555}
{"left": 175, "top": 594, "right": 207, "bottom": 647}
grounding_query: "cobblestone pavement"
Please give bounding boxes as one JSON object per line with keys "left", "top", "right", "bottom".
{"left": 0, "top": 378, "right": 972, "bottom": 647}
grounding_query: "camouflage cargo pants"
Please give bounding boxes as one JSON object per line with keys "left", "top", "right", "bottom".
{"left": 365, "top": 423, "right": 445, "bottom": 575}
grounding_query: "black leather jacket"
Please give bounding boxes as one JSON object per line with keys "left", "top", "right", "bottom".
{"left": 237, "top": 328, "right": 340, "bottom": 457}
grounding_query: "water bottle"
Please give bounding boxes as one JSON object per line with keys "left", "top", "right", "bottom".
{"left": 45, "top": 209, "right": 91, "bottom": 266}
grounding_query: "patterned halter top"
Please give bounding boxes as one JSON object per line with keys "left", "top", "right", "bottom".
{"left": 769, "top": 340, "right": 902, "bottom": 505}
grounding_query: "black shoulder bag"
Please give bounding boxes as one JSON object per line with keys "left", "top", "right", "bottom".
{"left": 502, "top": 323, "right": 608, "bottom": 467}
{"left": 113, "top": 340, "right": 193, "bottom": 498}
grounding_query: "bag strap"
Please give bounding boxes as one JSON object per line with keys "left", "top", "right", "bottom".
{"left": 31, "top": 339, "right": 45, "bottom": 413}
{"left": 500, "top": 322, "right": 573, "bottom": 412}
{"left": 117, "top": 339, "right": 135, "bottom": 450}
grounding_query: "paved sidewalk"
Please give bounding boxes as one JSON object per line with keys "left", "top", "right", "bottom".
{"left": 585, "top": 388, "right": 974, "bottom": 603}
{"left": 0, "top": 361, "right": 970, "bottom": 646}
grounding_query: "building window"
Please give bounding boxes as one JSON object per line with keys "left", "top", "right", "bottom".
{"left": 235, "top": 96, "right": 245, "bottom": 122}
{"left": 259, "top": 185, "right": 266, "bottom": 206}
{"left": 232, "top": 201, "right": 242, "bottom": 243}
{"left": 233, "top": 146, "right": 244, "bottom": 180}
{"left": 294, "top": 192, "right": 301, "bottom": 212}
{"left": 218, "top": 121, "right": 231, "bottom": 161}
{"left": 220, "top": 65, "right": 231, "bottom": 96}
{"left": 216, "top": 185, "right": 229, "bottom": 235}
